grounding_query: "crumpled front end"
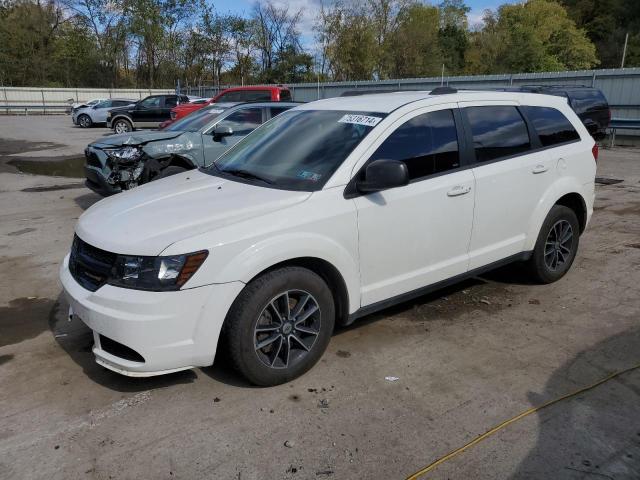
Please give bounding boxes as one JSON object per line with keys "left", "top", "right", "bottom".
{"left": 84, "top": 145, "right": 149, "bottom": 196}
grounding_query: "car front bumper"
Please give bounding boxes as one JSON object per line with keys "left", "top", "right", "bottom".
{"left": 60, "top": 254, "right": 245, "bottom": 377}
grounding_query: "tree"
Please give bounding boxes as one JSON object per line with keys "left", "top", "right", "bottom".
{"left": 465, "top": 0, "right": 598, "bottom": 74}
{"left": 386, "top": 3, "right": 442, "bottom": 78}
{"left": 438, "top": 0, "right": 469, "bottom": 74}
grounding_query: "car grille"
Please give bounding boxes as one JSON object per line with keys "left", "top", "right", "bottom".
{"left": 69, "top": 235, "right": 116, "bottom": 292}
{"left": 85, "top": 149, "right": 102, "bottom": 168}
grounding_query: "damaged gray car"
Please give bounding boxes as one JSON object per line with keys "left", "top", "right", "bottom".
{"left": 84, "top": 102, "right": 297, "bottom": 196}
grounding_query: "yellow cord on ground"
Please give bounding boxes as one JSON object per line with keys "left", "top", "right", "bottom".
{"left": 406, "top": 362, "right": 640, "bottom": 480}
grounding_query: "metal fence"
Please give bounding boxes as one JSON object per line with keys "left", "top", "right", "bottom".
{"left": 2, "top": 67, "right": 640, "bottom": 125}
{"left": 0, "top": 87, "right": 174, "bottom": 114}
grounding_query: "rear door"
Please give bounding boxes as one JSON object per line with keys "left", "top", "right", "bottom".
{"left": 353, "top": 105, "right": 475, "bottom": 306}
{"left": 201, "top": 106, "right": 266, "bottom": 165}
{"left": 460, "top": 102, "right": 556, "bottom": 269}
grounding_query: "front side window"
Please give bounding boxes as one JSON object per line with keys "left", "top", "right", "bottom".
{"left": 165, "top": 106, "right": 229, "bottom": 132}
{"left": 522, "top": 106, "right": 580, "bottom": 147}
{"left": 140, "top": 97, "right": 160, "bottom": 108}
{"left": 369, "top": 109, "right": 459, "bottom": 180}
{"left": 218, "top": 91, "right": 241, "bottom": 102}
{"left": 466, "top": 106, "right": 531, "bottom": 163}
{"left": 208, "top": 110, "right": 382, "bottom": 191}
{"left": 216, "top": 107, "right": 264, "bottom": 135}
{"left": 242, "top": 90, "right": 272, "bottom": 101}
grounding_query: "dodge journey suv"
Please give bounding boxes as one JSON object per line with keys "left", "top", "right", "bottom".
{"left": 60, "top": 89, "right": 596, "bottom": 386}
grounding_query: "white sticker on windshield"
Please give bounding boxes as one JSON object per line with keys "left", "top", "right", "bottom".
{"left": 338, "top": 114, "right": 382, "bottom": 127}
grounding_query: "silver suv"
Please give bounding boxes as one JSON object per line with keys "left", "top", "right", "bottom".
{"left": 84, "top": 102, "right": 298, "bottom": 195}
{"left": 72, "top": 99, "right": 136, "bottom": 128}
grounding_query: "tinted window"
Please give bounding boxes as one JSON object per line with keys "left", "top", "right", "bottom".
{"left": 140, "top": 96, "right": 160, "bottom": 108}
{"left": 217, "top": 107, "right": 263, "bottom": 135}
{"left": 94, "top": 100, "right": 112, "bottom": 108}
{"left": 370, "top": 109, "right": 459, "bottom": 180}
{"left": 270, "top": 106, "right": 292, "bottom": 118}
{"left": 218, "top": 91, "right": 241, "bottom": 102}
{"left": 242, "top": 91, "right": 272, "bottom": 101}
{"left": 523, "top": 106, "right": 580, "bottom": 147}
{"left": 280, "top": 90, "right": 292, "bottom": 101}
{"left": 466, "top": 106, "right": 531, "bottom": 162}
{"left": 210, "top": 110, "right": 381, "bottom": 191}
{"left": 164, "top": 96, "right": 178, "bottom": 108}
{"left": 568, "top": 89, "right": 607, "bottom": 114}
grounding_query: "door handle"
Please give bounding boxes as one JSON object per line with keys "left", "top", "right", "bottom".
{"left": 447, "top": 185, "right": 471, "bottom": 197}
{"left": 532, "top": 164, "right": 549, "bottom": 174}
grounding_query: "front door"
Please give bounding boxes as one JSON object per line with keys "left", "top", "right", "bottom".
{"left": 354, "top": 106, "right": 475, "bottom": 306}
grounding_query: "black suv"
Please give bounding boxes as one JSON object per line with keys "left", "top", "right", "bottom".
{"left": 107, "top": 94, "right": 190, "bottom": 133}
{"left": 519, "top": 86, "right": 610, "bottom": 140}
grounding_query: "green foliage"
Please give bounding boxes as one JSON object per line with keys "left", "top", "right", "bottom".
{"left": 0, "top": 0, "right": 614, "bottom": 87}
{"left": 465, "top": 0, "right": 598, "bottom": 74}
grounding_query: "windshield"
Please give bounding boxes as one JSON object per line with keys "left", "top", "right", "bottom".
{"left": 207, "top": 110, "right": 384, "bottom": 191}
{"left": 165, "top": 106, "right": 229, "bottom": 132}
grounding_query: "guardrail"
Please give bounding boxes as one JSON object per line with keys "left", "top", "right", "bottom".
{"left": 608, "top": 117, "right": 640, "bottom": 147}
{"left": 1, "top": 104, "right": 70, "bottom": 115}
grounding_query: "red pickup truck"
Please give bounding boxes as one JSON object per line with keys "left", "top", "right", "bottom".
{"left": 164, "top": 86, "right": 292, "bottom": 127}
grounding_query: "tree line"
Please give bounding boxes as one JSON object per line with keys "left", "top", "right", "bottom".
{"left": 0, "top": 0, "right": 638, "bottom": 88}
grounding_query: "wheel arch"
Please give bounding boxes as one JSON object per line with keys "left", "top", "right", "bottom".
{"left": 245, "top": 256, "right": 351, "bottom": 327}
{"left": 110, "top": 115, "right": 134, "bottom": 129}
{"left": 525, "top": 179, "right": 590, "bottom": 251}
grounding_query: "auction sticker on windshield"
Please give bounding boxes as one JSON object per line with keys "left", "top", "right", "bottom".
{"left": 338, "top": 114, "right": 382, "bottom": 127}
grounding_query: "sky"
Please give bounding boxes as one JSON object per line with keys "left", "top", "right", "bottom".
{"left": 211, "top": 0, "right": 520, "bottom": 46}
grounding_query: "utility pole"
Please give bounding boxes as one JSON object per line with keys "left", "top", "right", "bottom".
{"left": 621, "top": 32, "right": 629, "bottom": 68}
{"left": 441, "top": 64, "right": 445, "bottom": 86}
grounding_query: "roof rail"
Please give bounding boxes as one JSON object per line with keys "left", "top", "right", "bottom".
{"left": 430, "top": 86, "right": 457, "bottom": 95}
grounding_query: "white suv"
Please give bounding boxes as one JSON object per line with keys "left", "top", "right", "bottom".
{"left": 60, "top": 89, "right": 596, "bottom": 385}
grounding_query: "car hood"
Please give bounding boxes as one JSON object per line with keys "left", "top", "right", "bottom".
{"left": 90, "top": 131, "right": 185, "bottom": 148}
{"left": 75, "top": 169, "right": 312, "bottom": 256}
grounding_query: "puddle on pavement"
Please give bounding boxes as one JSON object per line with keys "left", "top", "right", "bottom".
{"left": 22, "top": 183, "right": 85, "bottom": 192}
{"left": 8, "top": 156, "right": 84, "bottom": 178}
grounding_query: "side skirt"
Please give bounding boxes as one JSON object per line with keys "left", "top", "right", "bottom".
{"left": 346, "top": 251, "right": 532, "bottom": 325}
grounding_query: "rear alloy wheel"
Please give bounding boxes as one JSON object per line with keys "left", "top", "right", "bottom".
{"left": 225, "top": 266, "right": 335, "bottom": 386}
{"left": 113, "top": 119, "right": 132, "bottom": 134}
{"left": 527, "top": 205, "right": 580, "bottom": 283}
{"left": 78, "top": 114, "right": 92, "bottom": 128}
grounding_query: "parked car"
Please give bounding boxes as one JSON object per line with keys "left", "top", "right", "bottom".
{"left": 106, "top": 94, "right": 190, "bottom": 133}
{"left": 85, "top": 102, "right": 297, "bottom": 196}
{"left": 516, "top": 86, "right": 610, "bottom": 140}
{"left": 61, "top": 89, "right": 596, "bottom": 386}
{"left": 168, "top": 86, "right": 292, "bottom": 125}
{"left": 72, "top": 98, "right": 136, "bottom": 128}
{"left": 68, "top": 98, "right": 107, "bottom": 116}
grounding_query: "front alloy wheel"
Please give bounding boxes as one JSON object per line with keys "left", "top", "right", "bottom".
{"left": 224, "top": 266, "right": 335, "bottom": 386}
{"left": 113, "top": 119, "right": 132, "bottom": 134}
{"left": 254, "top": 290, "right": 321, "bottom": 369}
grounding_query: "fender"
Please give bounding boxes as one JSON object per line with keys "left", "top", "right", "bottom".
{"left": 524, "top": 177, "right": 590, "bottom": 251}
{"left": 109, "top": 114, "right": 134, "bottom": 128}
{"left": 212, "top": 232, "right": 361, "bottom": 314}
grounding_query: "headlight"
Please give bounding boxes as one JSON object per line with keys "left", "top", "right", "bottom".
{"left": 108, "top": 251, "right": 208, "bottom": 291}
{"left": 105, "top": 146, "right": 142, "bottom": 161}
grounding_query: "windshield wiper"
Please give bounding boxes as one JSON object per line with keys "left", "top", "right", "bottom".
{"left": 222, "top": 168, "right": 274, "bottom": 185}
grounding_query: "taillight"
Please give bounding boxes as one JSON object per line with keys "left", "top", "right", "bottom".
{"left": 592, "top": 143, "right": 599, "bottom": 163}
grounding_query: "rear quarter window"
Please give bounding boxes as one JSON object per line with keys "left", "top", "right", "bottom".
{"left": 465, "top": 106, "right": 531, "bottom": 163}
{"left": 280, "top": 90, "right": 292, "bottom": 101}
{"left": 522, "top": 106, "right": 580, "bottom": 147}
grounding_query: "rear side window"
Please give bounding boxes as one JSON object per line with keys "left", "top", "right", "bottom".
{"left": 280, "top": 90, "right": 292, "bottom": 101}
{"left": 466, "top": 106, "right": 530, "bottom": 163}
{"left": 165, "top": 96, "right": 178, "bottom": 108}
{"left": 270, "top": 106, "right": 291, "bottom": 118}
{"left": 370, "top": 109, "right": 460, "bottom": 180}
{"left": 242, "top": 91, "right": 272, "bottom": 101}
{"left": 217, "top": 107, "right": 263, "bottom": 135}
{"left": 523, "top": 106, "right": 580, "bottom": 147}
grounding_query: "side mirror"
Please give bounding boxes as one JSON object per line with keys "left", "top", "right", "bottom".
{"left": 212, "top": 125, "right": 233, "bottom": 141}
{"left": 357, "top": 159, "right": 409, "bottom": 193}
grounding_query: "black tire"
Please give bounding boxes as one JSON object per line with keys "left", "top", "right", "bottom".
{"left": 224, "top": 266, "right": 335, "bottom": 386}
{"left": 113, "top": 118, "right": 133, "bottom": 134}
{"left": 78, "top": 114, "right": 92, "bottom": 128}
{"left": 526, "top": 205, "right": 580, "bottom": 284}
{"left": 158, "top": 165, "right": 188, "bottom": 179}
